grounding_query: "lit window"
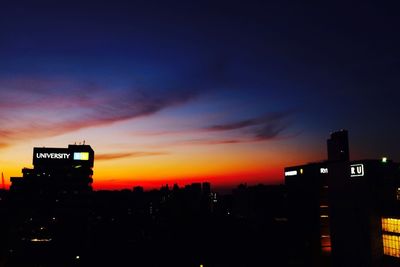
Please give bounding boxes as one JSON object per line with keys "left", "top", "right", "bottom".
{"left": 382, "top": 217, "right": 400, "bottom": 258}
{"left": 30, "top": 238, "right": 52, "bottom": 242}
{"left": 382, "top": 218, "right": 400, "bottom": 234}
{"left": 320, "top": 167, "right": 328, "bottom": 174}
{"left": 285, "top": 170, "right": 297, "bottom": 176}
{"left": 73, "top": 152, "right": 89, "bottom": 160}
{"left": 320, "top": 235, "right": 331, "bottom": 253}
{"left": 383, "top": 234, "right": 400, "bottom": 258}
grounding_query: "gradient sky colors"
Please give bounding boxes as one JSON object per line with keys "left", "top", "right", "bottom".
{"left": 1, "top": 1, "right": 400, "bottom": 190}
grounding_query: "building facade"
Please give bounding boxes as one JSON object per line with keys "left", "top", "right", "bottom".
{"left": 7, "top": 144, "right": 95, "bottom": 265}
{"left": 10, "top": 144, "right": 94, "bottom": 193}
{"left": 285, "top": 130, "right": 400, "bottom": 267}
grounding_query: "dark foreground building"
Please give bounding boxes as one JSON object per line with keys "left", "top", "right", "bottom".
{"left": 9, "top": 134, "right": 400, "bottom": 267}
{"left": 3, "top": 144, "right": 291, "bottom": 267}
{"left": 7, "top": 144, "right": 94, "bottom": 266}
{"left": 285, "top": 130, "right": 400, "bottom": 267}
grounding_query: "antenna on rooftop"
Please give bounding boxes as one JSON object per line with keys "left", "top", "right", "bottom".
{"left": 83, "top": 140, "right": 86, "bottom": 145}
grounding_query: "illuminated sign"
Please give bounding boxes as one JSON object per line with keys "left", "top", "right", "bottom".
{"left": 350, "top": 164, "right": 364, "bottom": 177}
{"left": 320, "top": 167, "right": 328, "bottom": 174}
{"left": 36, "top": 153, "right": 70, "bottom": 159}
{"left": 33, "top": 146, "right": 93, "bottom": 167}
{"left": 285, "top": 170, "right": 297, "bottom": 176}
{"left": 73, "top": 152, "right": 89, "bottom": 160}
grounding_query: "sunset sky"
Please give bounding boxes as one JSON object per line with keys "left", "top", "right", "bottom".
{"left": 1, "top": 1, "right": 399, "bottom": 190}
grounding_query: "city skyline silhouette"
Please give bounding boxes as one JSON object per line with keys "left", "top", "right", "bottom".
{"left": 1, "top": 2, "right": 400, "bottom": 266}
{"left": 1, "top": 129, "right": 400, "bottom": 267}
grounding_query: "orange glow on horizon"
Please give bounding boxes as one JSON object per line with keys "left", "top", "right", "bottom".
{"left": 92, "top": 167, "right": 285, "bottom": 191}
{"left": 0, "top": 121, "right": 323, "bottom": 192}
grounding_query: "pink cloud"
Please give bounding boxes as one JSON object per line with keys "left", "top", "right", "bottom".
{"left": 0, "top": 77, "right": 198, "bottom": 149}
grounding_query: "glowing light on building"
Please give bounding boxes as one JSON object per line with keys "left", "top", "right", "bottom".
{"left": 382, "top": 218, "right": 400, "bottom": 258}
{"left": 350, "top": 164, "right": 364, "bottom": 177}
{"left": 320, "top": 167, "right": 328, "bottom": 174}
{"left": 73, "top": 152, "right": 89, "bottom": 160}
{"left": 383, "top": 234, "right": 400, "bottom": 258}
{"left": 382, "top": 218, "right": 400, "bottom": 234}
{"left": 285, "top": 170, "right": 297, "bottom": 176}
{"left": 30, "top": 238, "right": 52, "bottom": 242}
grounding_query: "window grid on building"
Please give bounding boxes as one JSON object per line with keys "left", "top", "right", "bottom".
{"left": 320, "top": 200, "right": 331, "bottom": 254}
{"left": 383, "top": 234, "right": 400, "bottom": 258}
{"left": 382, "top": 217, "right": 400, "bottom": 258}
{"left": 382, "top": 218, "right": 400, "bottom": 234}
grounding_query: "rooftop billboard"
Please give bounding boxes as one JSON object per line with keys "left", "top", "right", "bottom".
{"left": 33, "top": 147, "right": 94, "bottom": 166}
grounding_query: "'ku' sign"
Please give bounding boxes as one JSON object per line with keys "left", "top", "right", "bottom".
{"left": 350, "top": 164, "right": 364, "bottom": 177}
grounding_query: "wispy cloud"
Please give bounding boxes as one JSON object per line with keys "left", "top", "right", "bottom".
{"left": 205, "top": 119, "right": 258, "bottom": 131}
{"left": 173, "top": 139, "right": 243, "bottom": 146}
{"left": 205, "top": 112, "right": 289, "bottom": 132}
{"left": 0, "top": 77, "right": 206, "bottom": 149}
{"left": 96, "top": 151, "right": 169, "bottom": 161}
{"left": 133, "top": 111, "right": 296, "bottom": 148}
{"left": 0, "top": 57, "right": 230, "bottom": 149}
{"left": 204, "top": 111, "right": 294, "bottom": 141}
{"left": 253, "top": 123, "right": 287, "bottom": 141}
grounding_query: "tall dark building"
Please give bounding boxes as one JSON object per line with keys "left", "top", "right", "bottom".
{"left": 327, "top": 129, "right": 349, "bottom": 161}
{"left": 7, "top": 144, "right": 95, "bottom": 266}
{"left": 285, "top": 162, "right": 331, "bottom": 266}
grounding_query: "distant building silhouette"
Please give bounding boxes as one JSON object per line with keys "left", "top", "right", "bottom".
{"left": 327, "top": 129, "right": 349, "bottom": 161}
{"left": 202, "top": 182, "right": 211, "bottom": 196}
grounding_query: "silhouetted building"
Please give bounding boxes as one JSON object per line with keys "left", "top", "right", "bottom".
{"left": 286, "top": 130, "right": 400, "bottom": 267}
{"left": 202, "top": 182, "right": 211, "bottom": 196}
{"left": 328, "top": 159, "right": 400, "bottom": 267}
{"left": 10, "top": 144, "right": 94, "bottom": 193}
{"left": 133, "top": 186, "right": 144, "bottom": 194}
{"left": 7, "top": 144, "right": 95, "bottom": 266}
{"left": 327, "top": 129, "right": 349, "bottom": 161}
{"left": 285, "top": 162, "right": 331, "bottom": 266}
